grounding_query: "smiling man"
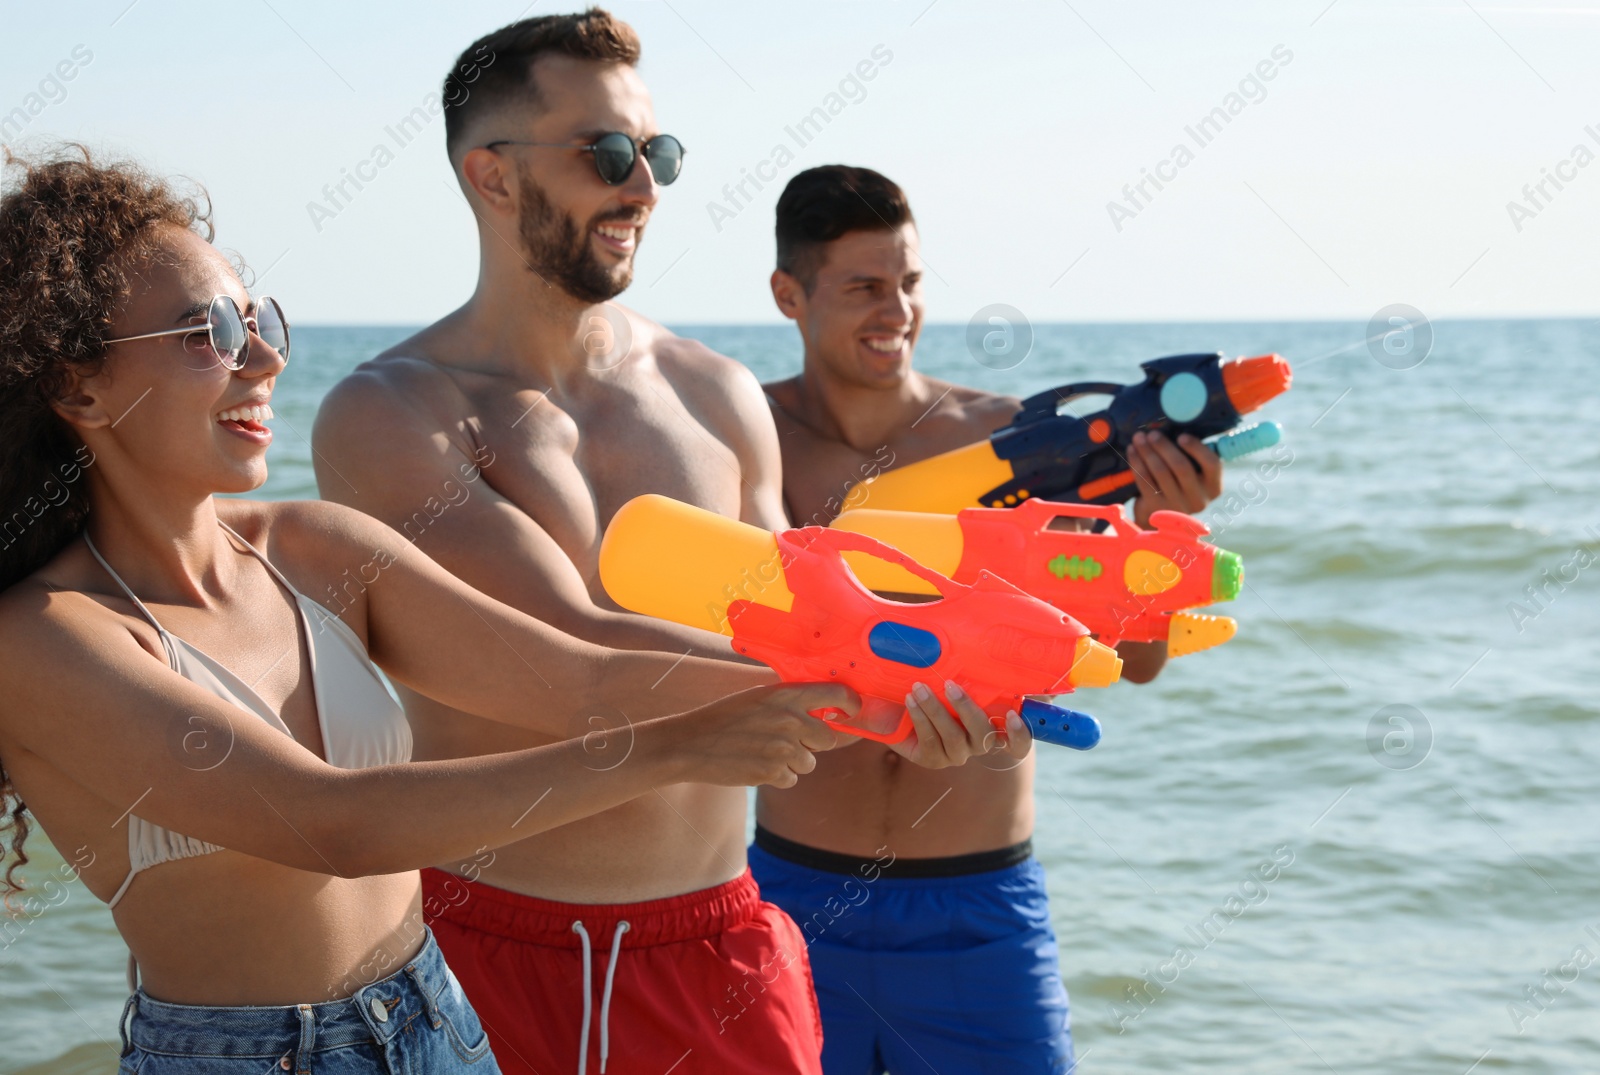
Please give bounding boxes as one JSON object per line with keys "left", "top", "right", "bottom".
{"left": 312, "top": 12, "right": 837, "bottom": 1074}
{"left": 754, "top": 165, "right": 1224, "bottom": 1074}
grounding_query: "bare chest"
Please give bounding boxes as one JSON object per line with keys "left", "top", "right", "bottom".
{"left": 129, "top": 580, "right": 324, "bottom": 756}
{"left": 461, "top": 377, "right": 746, "bottom": 578}
{"left": 775, "top": 425, "right": 901, "bottom": 528}
{"left": 772, "top": 400, "right": 1008, "bottom": 528}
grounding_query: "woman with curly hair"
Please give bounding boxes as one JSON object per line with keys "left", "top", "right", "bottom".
{"left": 0, "top": 145, "right": 849, "bottom": 1073}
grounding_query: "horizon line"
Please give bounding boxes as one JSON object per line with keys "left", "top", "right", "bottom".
{"left": 287, "top": 313, "right": 1600, "bottom": 329}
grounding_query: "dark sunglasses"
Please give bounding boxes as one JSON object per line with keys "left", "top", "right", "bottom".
{"left": 105, "top": 295, "right": 290, "bottom": 371}
{"left": 484, "top": 131, "right": 686, "bottom": 186}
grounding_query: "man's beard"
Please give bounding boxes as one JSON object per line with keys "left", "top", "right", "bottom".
{"left": 516, "top": 168, "right": 635, "bottom": 304}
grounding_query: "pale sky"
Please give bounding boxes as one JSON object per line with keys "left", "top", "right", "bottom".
{"left": 4, "top": 0, "right": 1597, "bottom": 324}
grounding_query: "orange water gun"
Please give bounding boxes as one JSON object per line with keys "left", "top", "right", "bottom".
{"left": 845, "top": 352, "right": 1292, "bottom": 514}
{"left": 832, "top": 500, "right": 1242, "bottom": 657}
{"left": 598, "top": 495, "right": 1122, "bottom": 749}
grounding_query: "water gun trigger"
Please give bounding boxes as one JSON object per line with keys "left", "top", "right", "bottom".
{"left": 812, "top": 699, "right": 914, "bottom": 744}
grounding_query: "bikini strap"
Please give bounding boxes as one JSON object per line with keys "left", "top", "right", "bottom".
{"left": 216, "top": 519, "right": 303, "bottom": 598}
{"left": 85, "top": 520, "right": 304, "bottom": 632}
{"left": 82, "top": 532, "right": 167, "bottom": 635}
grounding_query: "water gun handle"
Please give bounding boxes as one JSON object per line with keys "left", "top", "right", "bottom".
{"left": 1016, "top": 380, "right": 1125, "bottom": 419}
{"left": 1207, "top": 420, "right": 1282, "bottom": 462}
{"left": 1019, "top": 699, "right": 1102, "bottom": 750}
{"left": 1011, "top": 497, "right": 1128, "bottom": 534}
{"left": 802, "top": 526, "right": 972, "bottom": 598}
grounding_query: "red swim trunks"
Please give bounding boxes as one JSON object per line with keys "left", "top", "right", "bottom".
{"left": 421, "top": 867, "right": 823, "bottom": 1075}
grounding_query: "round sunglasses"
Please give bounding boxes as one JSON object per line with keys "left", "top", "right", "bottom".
{"left": 104, "top": 295, "right": 290, "bottom": 371}
{"left": 484, "top": 131, "right": 685, "bottom": 186}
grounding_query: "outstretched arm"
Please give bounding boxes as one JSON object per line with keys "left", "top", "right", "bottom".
{"left": 0, "top": 590, "right": 852, "bottom": 883}
{"left": 290, "top": 500, "right": 768, "bottom": 735}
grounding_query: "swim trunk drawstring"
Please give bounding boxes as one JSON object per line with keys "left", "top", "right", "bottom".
{"left": 572, "top": 919, "right": 631, "bottom": 1075}
{"left": 599, "top": 921, "right": 630, "bottom": 1072}
{"left": 572, "top": 922, "right": 592, "bottom": 1075}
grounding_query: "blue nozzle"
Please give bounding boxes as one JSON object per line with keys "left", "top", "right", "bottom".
{"left": 1019, "top": 699, "right": 1102, "bottom": 750}
{"left": 1209, "top": 421, "right": 1282, "bottom": 462}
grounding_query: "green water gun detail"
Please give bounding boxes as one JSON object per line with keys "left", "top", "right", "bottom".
{"left": 1047, "top": 554, "right": 1103, "bottom": 581}
{"left": 1211, "top": 550, "right": 1243, "bottom": 602}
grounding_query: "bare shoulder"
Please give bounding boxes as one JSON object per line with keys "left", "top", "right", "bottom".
{"left": 312, "top": 332, "right": 484, "bottom": 502}
{"left": 760, "top": 375, "right": 825, "bottom": 446}
{"left": 652, "top": 324, "right": 764, "bottom": 402}
{"left": 762, "top": 374, "right": 803, "bottom": 418}
{"left": 916, "top": 377, "right": 1023, "bottom": 447}
{"left": 0, "top": 578, "right": 128, "bottom": 760}
{"left": 934, "top": 377, "right": 1022, "bottom": 426}
{"left": 318, "top": 338, "right": 469, "bottom": 433}
{"left": 648, "top": 321, "right": 770, "bottom": 443}
{"left": 213, "top": 498, "right": 395, "bottom": 578}
{"left": 0, "top": 564, "right": 91, "bottom": 650}
{"left": 0, "top": 546, "right": 138, "bottom": 693}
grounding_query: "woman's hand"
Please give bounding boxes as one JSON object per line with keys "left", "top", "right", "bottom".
{"left": 884, "top": 681, "right": 1033, "bottom": 769}
{"left": 663, "top": 683, "right": 857, "bottom": 789}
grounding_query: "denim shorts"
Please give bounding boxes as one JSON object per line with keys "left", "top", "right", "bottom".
{"left": 116, "top": 928, "right": 500, "bottom": 1073}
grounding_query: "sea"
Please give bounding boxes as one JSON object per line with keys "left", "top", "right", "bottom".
{"left": 2, "top": 319, "right": 1597, "bottom": 1074}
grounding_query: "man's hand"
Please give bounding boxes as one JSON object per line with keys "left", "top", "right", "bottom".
{"left": 884, "top": 681, "right": 1033, "bottom": 769}
{"left": 1128, "top": 430, "right": 1223, "bottom": 527}
{"left": 1115, "top": 639, "right": 1168, "bottom": 684}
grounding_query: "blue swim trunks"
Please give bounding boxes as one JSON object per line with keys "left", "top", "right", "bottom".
{"left": 750, "top": 828, "right": 1074, "bottom": 1075}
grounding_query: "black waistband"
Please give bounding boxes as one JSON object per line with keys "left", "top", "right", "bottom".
{"left": 754, "top": 826, "right": 1033, "bottom": 879}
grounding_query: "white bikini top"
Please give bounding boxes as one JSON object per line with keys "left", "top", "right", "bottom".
{"left": 83, "top": 519, "right": 412, "bottom": 909}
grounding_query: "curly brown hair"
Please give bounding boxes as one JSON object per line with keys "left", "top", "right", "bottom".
{"left": 0, "top": 143, "right": 212, "bottom": 904}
